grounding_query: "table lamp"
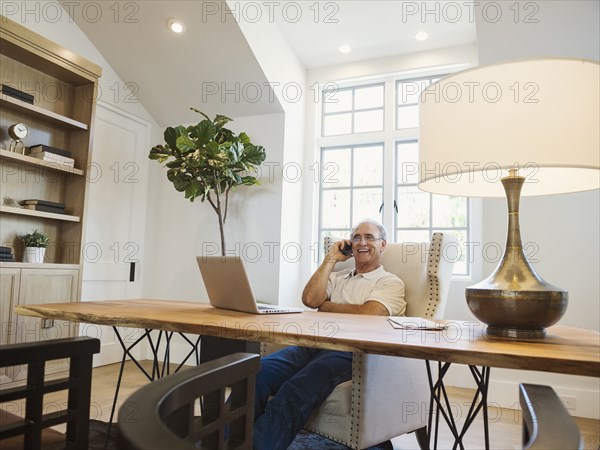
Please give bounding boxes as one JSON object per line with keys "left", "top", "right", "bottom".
{"left": 418, "top": 58, "right": 599, "bottom": 338}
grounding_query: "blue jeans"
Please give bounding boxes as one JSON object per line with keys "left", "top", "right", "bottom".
{"left": 253, "top": 346, "right": 352, "bottom": 450}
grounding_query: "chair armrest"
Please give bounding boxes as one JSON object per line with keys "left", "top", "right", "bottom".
{"left": 519, "top": 383, "right": 582, "bottom": 450}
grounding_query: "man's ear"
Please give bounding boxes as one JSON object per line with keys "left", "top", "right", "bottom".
{"left": 380, "top": 240, "right": 387, "bottom": 253}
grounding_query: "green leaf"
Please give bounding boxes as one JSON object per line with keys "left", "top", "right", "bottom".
{"left": 238, "top": 132, "right": 251, "bottom": 145}
{"left": 213, "top": 114, "right": 232, "bottom": 128}
{"left": 176, "top": 134, "right": 196, "bottom": 152}
{"left": 191, "top": 120, "right": 217, "bottom": 146}
{"left": 242, "top": 176, "right": 259, "bottom": 186}
{"left": 171, "top": 173, "right": 191, "bottom": 192}
{"left": 243, "top": 144, "right": 266, "bottom": 165}
{"left": 163, "top": 127, "right": 178, "bottom": 149}
{"left": 165, "top": 160, "right": 183, "bottom": 169}
{"left": 149, "top": 145, "right": 170, "bottom": 162}
{"left": 185, "top": 179, "right": 202, "bottom": 201}
{"left": 205, "top": 141, "right": 220, "bottom": 157}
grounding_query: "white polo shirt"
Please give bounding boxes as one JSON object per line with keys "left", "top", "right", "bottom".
{"left": 326, "top": 266, "right": 406, "bottom": 316}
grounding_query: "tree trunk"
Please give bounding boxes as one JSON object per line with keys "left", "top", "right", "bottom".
{"left": 215, "top": 192, "right": 226, "bottom": 256}
{"left": 217, "top": 208, "right": 226, "bottom": 256}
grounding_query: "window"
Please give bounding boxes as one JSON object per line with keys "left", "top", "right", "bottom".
{"left": 317, "top": 72, "right": 470, "bottom": 275}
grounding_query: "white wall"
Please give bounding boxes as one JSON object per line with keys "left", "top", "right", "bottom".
{"left": 230, "top": 5, "right": 308, "bottom": 307}
{"left": 440, "top": 0, "right": 600, "bottom": 419}
{"left": 475, "top": 0, "right": 599, "bottom": 65}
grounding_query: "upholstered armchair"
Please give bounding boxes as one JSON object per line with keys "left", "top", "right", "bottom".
{"left": 263, "top": 232, "right": 456, "bottom": 449}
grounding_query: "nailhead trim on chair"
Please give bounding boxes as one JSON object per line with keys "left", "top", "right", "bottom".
{"left": 349, "top": 352, "right": 363, "bottom": 450}
{"left": 424, "top": 232, "right": 443, "bottom": 319}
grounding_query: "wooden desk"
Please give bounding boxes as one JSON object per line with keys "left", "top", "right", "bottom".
{"left": 15, "top": 299, "right": 600, "bottom": 449}
{"left": 15, "top": 299, "right": 600, "bottom": 377}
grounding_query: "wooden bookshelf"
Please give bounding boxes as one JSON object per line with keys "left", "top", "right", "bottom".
{"left": 0, "top": 16, "right": 102, "bottom": 380}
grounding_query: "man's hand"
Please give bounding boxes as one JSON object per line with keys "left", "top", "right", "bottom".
{"left": 325, "top": 239, "right": 353, "bottom": 263}
{"left": 302, "top": 239, "right": 352, "bottom": 309}
{"left": 318, "top": 300, "right": 389, "bottom": 316}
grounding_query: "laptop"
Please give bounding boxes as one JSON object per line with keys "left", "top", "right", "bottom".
{"left": 196, "top": 256, "right": 303, "bottom": 314}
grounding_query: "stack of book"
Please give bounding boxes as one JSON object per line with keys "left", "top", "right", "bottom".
{"left": 20, "top": 199, "right": 66, "bottom": 214}
{"left": 28, "top": 145, "right": 75, "bottom": 167}
{"left": 0, "top": 84, "right": 34, "bottom": 104}
{"left": 0, "top": 246, "right": 15, "bottom": 262}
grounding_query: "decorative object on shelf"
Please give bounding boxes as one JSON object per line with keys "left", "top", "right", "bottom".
{"left": 20, "top": 229, "right": 50, "bottom": 263}
{"left": 0, "top": 83, "right": 34, "bottom": 104}
{"left": 3, "top": 196, "right": 22, "bottom": 208}
{"left": 28, "top": 144, "right": 75, "bottom": 167}
{"left": 8, "top": 122, "right": 28, "bottom": 154}
{"left": 149, "top": 109, "right": 267, "bottom": 256}
{"left": 0, "top": 246, "right": 15, "bottom": 262}
{"left": 20, "top": 199, "right": 66, "bottom": 214}
{"left": 418, "top": 58, "right": 599, "bottom": 339}
{"left": 28, "top": 144, "right": 72, "bottom": 158}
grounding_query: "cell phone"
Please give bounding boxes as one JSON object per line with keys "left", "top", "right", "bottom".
{"left": 340, "top": 242, "right": 353, "bottom": 257}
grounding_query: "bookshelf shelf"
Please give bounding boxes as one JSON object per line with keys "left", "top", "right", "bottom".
{"left": 0, "top": 149, "right": 84, "bottom": 176}
{"left": 0, "top": 205, "right": 80, "bottom": 223}
{"left": 0, "top": 94, "right": 88, "bottom": 130}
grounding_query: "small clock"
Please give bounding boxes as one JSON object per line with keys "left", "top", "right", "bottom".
{"left": 8, "top": 123, "right": 28, "bottom": 140}
{"left": 8, "top": 123, "right": 28, "bottom": 153}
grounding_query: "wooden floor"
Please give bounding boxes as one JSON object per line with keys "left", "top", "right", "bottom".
{"left": 11, "top": 360, "right": 600, "bottom": 449}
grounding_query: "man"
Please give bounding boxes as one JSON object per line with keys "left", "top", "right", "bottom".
{"left": 253, "top": 219, "right": 405, "bottom": 449}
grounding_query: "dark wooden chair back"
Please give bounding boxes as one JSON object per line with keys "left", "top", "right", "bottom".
{"left": 519, "top": 383, "right": 582, "bottom": 449}
{"left": 118, "top": 352, "right": 260, "bottom": 450}
{"left": 0, "top": 337, "right": 100, "bottom": 450}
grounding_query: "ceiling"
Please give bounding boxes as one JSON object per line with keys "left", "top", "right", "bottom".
{"left": 66, "top": 1, "right": 476, "bottom": 126}
{"left": 275, "top": 1, "right": 476, "bottom": 68}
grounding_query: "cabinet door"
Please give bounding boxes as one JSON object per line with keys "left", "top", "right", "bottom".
{"left": 0, "top": 268, "right": 20, "bottom": 383}
{"left": 13, "top": 268, "right": 79, "bottom": 380}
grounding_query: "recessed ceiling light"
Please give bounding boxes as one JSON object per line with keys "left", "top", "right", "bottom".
{"left": 168, "top": 19, "right": 185, "bottom": 34}
{"left": 415, "top": 32, "right": 429, "bottom": 41}
{"left": 339, "top": 44, "right": 351, "bottom": 54}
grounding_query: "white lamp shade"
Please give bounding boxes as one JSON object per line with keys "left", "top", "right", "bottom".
{"left": 418, "top": 58, "right": 599, "bottom": 197}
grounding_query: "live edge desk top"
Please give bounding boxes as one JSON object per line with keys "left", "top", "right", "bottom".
{"left": 15, "top": 299, "right": 600, "bottom": 378}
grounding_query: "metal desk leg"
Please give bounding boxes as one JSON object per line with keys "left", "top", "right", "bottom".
{"left": 425, "top": 360, "right": 491, "bottom": 450}
{"left": 103, "top": 327, "right": 201, "bottom": 450}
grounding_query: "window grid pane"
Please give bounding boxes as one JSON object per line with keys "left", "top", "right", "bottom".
{"left": 322, "top": 83, "right": 385, "bottom": 136}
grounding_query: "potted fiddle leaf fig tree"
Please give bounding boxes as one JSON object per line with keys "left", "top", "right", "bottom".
{"left": 20, "top": 229, "right": 50, "bottom": 263}
{"left": 149, "top": 109, "right": 267, "bottom": 256}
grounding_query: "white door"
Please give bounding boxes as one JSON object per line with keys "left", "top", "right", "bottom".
{"left": 81, "top": 101, "right": 150, "bottom": 366}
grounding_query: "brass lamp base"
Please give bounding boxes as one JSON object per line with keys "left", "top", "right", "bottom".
{"left": 467, "top": 285, "right": 568, "bottom": 339}
{"left": 466, "top": 171, "right": 568, "bottom": 339}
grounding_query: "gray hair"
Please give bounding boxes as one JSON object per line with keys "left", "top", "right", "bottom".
{"left": 351, "top": 219, "right": 387, "bottom": 241}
